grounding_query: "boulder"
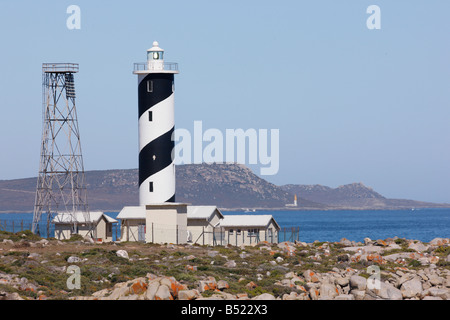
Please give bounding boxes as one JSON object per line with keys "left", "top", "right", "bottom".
{"left": 303, "top": 270, "right": 319, "bottom": 283}
{"left": 429, "top": 238, "right": 449, "bottom": 246}
{"left": 319, "top": 282, "right": 339, "bottom": 299}
{"left": 2, "top": 239, "right": 14, "bottom": 245}
{"left": 278, "top": 241, "right": 296, "bottom": 256}
{"left": 252, "top": 293, "right": 276, "bottom": 300}
{"left": 421, "top": 287, "right": 450, "bottom": 300}
{"left": 198, "top": 277, "right": 217, "bottom": 292}
{"left": 217, "top": 280, "right": 230, "bottom": 290}
{"left": 107, "top": 282, "right": 130, "bottom": 300}
{"left": 116, "top": 250, "right": 129, "bottom": 260}
{"left": 224, "top": 260, "right": 236, "bottom": 268}
{"left": 0, "top": 292, "right": 24, "bottom": 300}
{"left": 422, "top": 296, "right": 443, "bottom": 300}
{"left": 388, "top": 243, "right": 401, "bottom": 250}
{"left": 178, "top": 289, "right": 200, "bottom": 300}
{"left": 145, "top": 280, "right": 160, "bottom": 300}
{"left": 129, "top": 278, "right": 148, "bottom": 295}
{"left": 350, "top": 290, "right": 366, "bottom": 300}
{"left": 334, "top": 277, "right": 350, "bottom": 287}
{"left": 400, "top": 279, "right": 423, "bottom": 298}
{"left": 349, "top": 275, "right": 367, "bottom": 291}
{"left": 309, "top": 287, "right": 319, "bottom": 300}
{"left": 67, "top": 256, "right": 82, "bottom": 263}
{"left": 154, "top": 284, "right": 172, "bottom": 300}
{"left": 160, "top": 277, "right": 187, "bottom": 298}
{"left": 428, "top": 274, "right": 444, "bottom": 286}
{"left": 340, "top": 238, "right": 353, "bottom": 246}
{"left": 245, "top": 281, "right": 258, "bottom": 290}
{"left": 408, "top": 242, "right": 428, "bottom": 252}
{"left": 375, "top": 239, "right": 388, "bottom": 247}
{"left": 370, "top": 282, "right": 402, "bottom": 300}
{"left": 334, "top": 294, "right": 355, "bottom": 300}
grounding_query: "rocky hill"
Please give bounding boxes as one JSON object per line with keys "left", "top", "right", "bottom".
{"left": 175, "top": 163, "right": 323, "bottom": 209}
{"left": 0, "top": 164, "right": 448, "bottom": 212}
{"left": 280, "top": 183, "right": 445, "bottom": 209}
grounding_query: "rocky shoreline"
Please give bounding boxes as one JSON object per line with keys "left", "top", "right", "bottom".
{"left": 0, "top": 231, "right": 449, "bottom": 300}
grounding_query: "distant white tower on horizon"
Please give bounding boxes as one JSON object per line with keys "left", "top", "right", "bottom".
{"left": 286, "top": 194, "right": 298, "bottom": 207}
{"left": 133, "top": 41, "right": 179, "bottom": 206}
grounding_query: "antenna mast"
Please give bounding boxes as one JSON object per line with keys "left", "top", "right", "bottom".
{"left": 32, "top": 63, "right": 91, "bottom": 237}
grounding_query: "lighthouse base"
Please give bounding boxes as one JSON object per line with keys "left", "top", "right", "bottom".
{"left": 145, "top": 203, "right": 188, "bottom": 244}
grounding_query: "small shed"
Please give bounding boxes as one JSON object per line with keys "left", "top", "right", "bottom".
{"left": 218, "top": 215, "right": 280, "bottom": 246}
{"left": 187, "top": 206, "right": 224, "bottom": 245}
{"left": 52, "top": 211, "right": 117, "bottom": 242}
{"left": 116, "top": 206, "right": 146, "bottom": 242}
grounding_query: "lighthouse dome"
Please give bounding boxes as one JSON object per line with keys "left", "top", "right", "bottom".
{"left": 147, "top": 41, "right": 164, "bottom": 52}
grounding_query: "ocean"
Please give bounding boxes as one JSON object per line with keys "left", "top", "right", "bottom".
{"left": 0, "top": 208, "right": 449, "bottom": 243}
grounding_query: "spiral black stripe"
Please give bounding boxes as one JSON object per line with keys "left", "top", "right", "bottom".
{"left": 138, "top": 127, "right": 175, "bottom": 186}
{"left": 138, "top": 73, "right": 174, "bottom": 119}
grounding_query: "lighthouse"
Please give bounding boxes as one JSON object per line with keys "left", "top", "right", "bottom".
{"left": 133, "top": 41, "right": 179, "bottom": 206}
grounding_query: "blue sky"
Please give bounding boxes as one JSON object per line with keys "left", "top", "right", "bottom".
{"left": 0, "top": 1, "right": 449, "bottom": 203}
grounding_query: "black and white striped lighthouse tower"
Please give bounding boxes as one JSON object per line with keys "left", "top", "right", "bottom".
{"left": 133, "top": 41, "right": 179, "bottom": 206}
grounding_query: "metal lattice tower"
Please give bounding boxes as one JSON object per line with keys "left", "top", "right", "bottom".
{"left": 32, "top": 63, "right": 91, "bottom": 236}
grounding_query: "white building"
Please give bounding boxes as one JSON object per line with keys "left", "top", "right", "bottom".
{"left": 218, "top": 215, "right": 280, "bottom": 246}
{"left": 116, "top": 206, "right": 146, "bottom": 242}
{"left": 52, "top": 211, "right": 117, "bottom": 242}
{"left": 117, "top": 205, "right": 280, "bottom": 246}
{"left": 186, "top": 206, "right": 224, "bottom": 245}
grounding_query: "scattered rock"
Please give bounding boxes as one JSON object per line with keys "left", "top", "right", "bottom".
{"left": 319, "top": 282, "right": 339, "bottom": 299}
{"left": 252, "top": 293, "right": 275, "bottom": 300}
{"left": 155, "top": 284, "right": 172, "bottom": 300}
{"left": 178, "top": 289, "right": 200, "bottom": 300}
{"left": 334, "top": 294, "right": 355, "bottom": 300}
{"left": 429, "top": 238, "right": 449, "bottom": 246}
{"left": 1, "top": 235, "right": 449, "bottom": 301}
{"left": 303, "top": 270, "right": 319, "bottom": 283}
{"left": 224, "top": 260, "right": 236, "bottom": 268}
{"left": 278, "top": 242, "right": 296, "bottom": 256}
{"left": 370, "top": 282, "right": 403, "bottom": 300}
{"left": 217, "top": 280, "right": 230, "bottom": 290}
{"left": 400, "top": 279, "right": 423, "bottom": 299}
{"left": 245, "top": 281, "right": 258, "bottom": 290}
{"left": 349, "top": 275, "right": 367, "bottom": 291}
{"left": 116, "top": 250, "right": 129, "bottom": 260}
{"left": 67, "top": 256, "right": 82, "bottom": 263}
{"left": 408, "top": 241, "right": 428, "bottom": 252}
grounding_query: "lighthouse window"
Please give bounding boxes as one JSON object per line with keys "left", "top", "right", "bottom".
{"left": 148, "top": 111, "right": 152, "bottom": 121}
{"left": 147, "top": 80, "right": 153, "bottom": 93}
{"left": 149, "top": 182, "right": 154, "bottom": 192}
